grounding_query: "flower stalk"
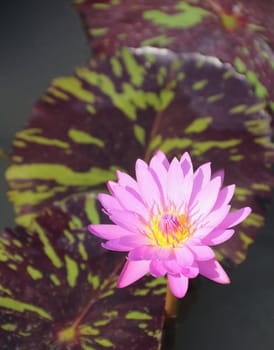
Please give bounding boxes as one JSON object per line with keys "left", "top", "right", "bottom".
{"left": 165, "top": 285, "right": 177, "bottom": 319}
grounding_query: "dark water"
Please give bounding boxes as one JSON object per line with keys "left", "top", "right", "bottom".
{"left": 0, "top": 1, "right": 273, "bottom": 349}
{"left": 0, "top": 0, "right": 89, "bottom": 229}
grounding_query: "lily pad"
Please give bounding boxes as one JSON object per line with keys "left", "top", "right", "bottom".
{"left": 7, "top": 48, "right": 274, "bottom": 264}
{"left": 74, "top": 0, "right": 274, "bottom": 104}
{"left": 0, "top": 194, "right": 165, "bottom": 349}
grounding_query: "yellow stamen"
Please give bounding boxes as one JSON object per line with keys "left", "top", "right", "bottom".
{"left": 147, "top": 212, "right": 192, "bottom": 247}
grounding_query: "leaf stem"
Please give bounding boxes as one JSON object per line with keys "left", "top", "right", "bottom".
{"left": 71, "top": 258, "right": 124, "bottom": 330}
{"left": 144, "top": 109, "right": 163, "bottom": 162}
{"left": 206, "top": 0, "right": 223, "bottom": 13}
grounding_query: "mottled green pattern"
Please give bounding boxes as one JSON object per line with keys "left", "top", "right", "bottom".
{"left": 0, "top": 196, "right": 165, "bottom": 349}
{"left": 7, "top": 48, "right": 274, "bottom": 264}
{"left": 142, "top": 3, "right": 210, "bottom": 29}
{"left": 74, "top": 0, "right": 274, "bottom": 108}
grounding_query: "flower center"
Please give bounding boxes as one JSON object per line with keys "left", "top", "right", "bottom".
{"left": 148, "top": 212, "right": 191, "bottom": 248}
{"left": 159, "top": 213, "right": 181, "bottom": 235}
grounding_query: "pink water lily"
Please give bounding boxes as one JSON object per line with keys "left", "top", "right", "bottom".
{"left": 88, "top": 151, "right": 251, "bottom": 298}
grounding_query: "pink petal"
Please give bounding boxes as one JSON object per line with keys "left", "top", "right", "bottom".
{"left": 201, "top": 229, "right": 235, "bottom": 246}
{"left": 174, "top": 246, "right": 194, "bottom": 266}
{"left": 102, "top": 239, "right": 133, "bottom": 251}
{"left": 220, "top": 207, "right": 252, "bottom": 228}
{"left": 108, "top": 209, "right": 141, "bottom": 233}
{"left": 153, "top": 150, "right": 169, "bottom": 169}
{"left": 128, "top": 245, "right": 157, "bottom": 260}
{"left": 107, "top": 181, "right": 148, "bottom": 220}
{"left": 181, "top": 262, "right": 199, "bottom": 278}
{"left": 167, "top": 158, "right": 184, "bottom": 206}
{"left": 98, "top": 193, "right": 123, "bottom": 211}
{"left": 149, "top": 155, "right": 168, "bottom": 208}
{"left": 211, "top": 169, "right": 224, "bottom": 186}
{"left": 150, "top": 260, "right": 167, "bottom": 277}
{"left": 188, "top": 245, "right": 215, "bottom": 261}
{"left": 191, "top": 176, "right": 222, "bottom": 217}
{"left": 119, "top": 234, "right": 151, "bottom": 247}
{"left": 88, "top": 224, "right": 134, "bottom": 239}
{"left": 198, "top": 259, "right": 230, "bottom": 284}
{"left": 168, "top": 274, "right": 189, "bottom": 298}
{"left": 180, "top": 152, "right": 193, "bottom": 177}
{"left": 181, "top": 176, "right": 193, "bottom": 209}
{"left": 128, "top": 245, "right": 174, "bottom": 261}
{"left": 116, "top": 170, "right": 139, "bottom": 192}
{"left": 116, "top": 172, "right": 145, "bottom": 208}
{"left": 195, "top": 205, "right": 231, "bottom": 230}
{"left": 135, "top": 159, "right": 161, "bottom": 209}
{"left": 212, "top": 184, "right": 235, "bottom": 211}
{"left": 189, "top": 162, "right": 211, "bottom": 206}
{"left": 154, "top": 247, "right": 173, "bottom": 260}
{"left": 167, "top": 158, "right": 193, "bottom": 209}
{"left": 164, "top": 260, "right": 182, "bottom": 274}
{"left": 117, "top": 260, "right": 150, "bottom": 288}
{"left": 192, "top": 226, "right": 213, "bottom": 239}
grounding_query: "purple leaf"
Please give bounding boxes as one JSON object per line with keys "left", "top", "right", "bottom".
{"left": 7, "top": 48, "right": 274, "bottom": 264}
{"left": 0, "top": 195, "right": 165, "bottom": 349}
{"left": 74, "top": 0, "right": 274, "bottom": 104}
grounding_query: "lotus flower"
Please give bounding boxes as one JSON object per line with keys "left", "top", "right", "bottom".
{"left": 89, "top": 151, "right": 251, "bottom": 298}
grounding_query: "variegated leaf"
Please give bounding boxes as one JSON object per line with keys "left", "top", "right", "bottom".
{"left": 7, "top": 48, "right": 274, "bottom": 264}
{"left": 74, "top": 0, "right": 274, "bottom": 107}
{"left": 0, "top": 194, "right": 165, "bottom": 349}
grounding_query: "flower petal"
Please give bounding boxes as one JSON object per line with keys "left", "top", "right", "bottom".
{"left": 102, "top": 234, "right": 149, "bottom": 253}
{"left": 153, "top": 150, "right": 169, "bottom": 169}
{"left": 167, "top": 158, "right": 192, "bottom": 209}
{"left": 174, "top": 246, "right": 194, "bottom": 266}
{"left": 116, "top": 170, "right": 139, "bottom": 192}
{"left": 211, "top": 169, "right": 224, "bottom": 186}
{"left": 136, "top": 159, "right": 161, "bottom": 209}
{"left": 128, "top": 245, "right": 157, "bottom": 260}
{"left": 88, "top": 224, "right": 134, "bottom": 239}
{"left": 98, "top": 193, "right": 123, "bottom": 211}
{"left": 154, "top": 247, "right": 173, "bottom": 260}
{"left": 220, "top": 207, "right": 252, "bottom": 228}
{"left": 188, "top": 245, "right": 215, "bottom": 261}
{"left": 198, "top": 259, "right": 230, "bottom": 284}
{"left": 149, "top": 154, "right": 168, "bottom": 208}
{"left": 180, "top": 152, "right": 193, "bottom": 177}
{"left": 195, "top": 204, "right": 231, "bottom": 230}
{"left": 117, "top": 260, "right": 150, "bottom": 288}
{"left": 164, "top": 260, "right": 182, "bottom": 274}
{"left": 181, "top": 262, "right": 199, "bottom": 278}
{"left": 108, "top": 209, "right": 141, "bottom": 233}
{"left": 167, "top": 158, "right": 184, "bottom": 205}
{"left": 102, "top": 239, "right": 133, "bottom": 251}
{"left": 168, "top": 274, "right": 189, "bottom": 298}
{"left": 212, "top": 184, "right": 235, "bottom": 211}
{"left": 201, "top": 229, "right": 235, "bottom": 246}
{"left": 191, "top": 176, "right": 222, "bottom": 217}
{"left": 119, "top": 234, "right": 150, "bottom": 247}
{"left": 149, "top": 260, "right": 167, "bottom": 277}
{"left": 189, "top": 162, "right": 211, "bottom": 206}
{"left": 107, "top": 181, "right": 148, "bottom": 220}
